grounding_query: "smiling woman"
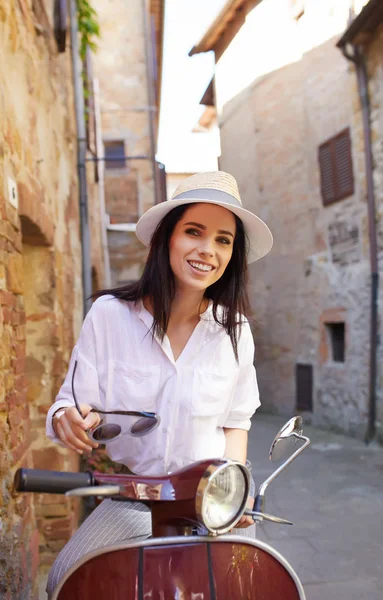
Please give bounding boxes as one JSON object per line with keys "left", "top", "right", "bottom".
{"left": 44, "top": 171, "right": 273, "bottom": 597}
{"left": 169, "top": 204, "right": 236, "bottom": 291}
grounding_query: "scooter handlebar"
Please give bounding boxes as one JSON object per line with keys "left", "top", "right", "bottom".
{"left": 14, "top": 468, "right": 94, "bottom": 495}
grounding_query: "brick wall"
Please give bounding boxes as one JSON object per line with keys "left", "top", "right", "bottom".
{"left": 0, "top": 1, "right": 105, "bottom": 595}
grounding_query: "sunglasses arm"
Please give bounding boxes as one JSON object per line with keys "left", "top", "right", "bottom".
{"left": 89, "top": 409, "right": 157, "bottom": 419}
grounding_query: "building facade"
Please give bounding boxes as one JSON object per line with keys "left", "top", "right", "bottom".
{"left": 191, "top": 0, "right": 383, "bottom": 442}
{"left": 93, "top": 0, "right": 165, "bottom": 285}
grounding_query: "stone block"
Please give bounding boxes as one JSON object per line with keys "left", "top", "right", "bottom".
{"left": 7, "top": 254, "right": 24, "bottom": 294}
{"left": 0, "top": 264, "right": 6, "bottom": 290}
{"left": 35, "top": 503, "right": 68, "bottom": 518}
{"left": 0, "top": 290, "right": 17, "bottom": 307}
{"left": 42, "top": 517, "right": 72, "bottom": 541}
{"left": 32, "top": 446, "right": 64, "bottom": 472}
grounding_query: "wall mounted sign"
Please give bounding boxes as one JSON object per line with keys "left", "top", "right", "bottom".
{"left": 328, "top": 219, "right": 360, "bottom": 266}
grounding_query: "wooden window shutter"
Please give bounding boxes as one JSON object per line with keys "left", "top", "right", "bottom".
{"left": 318, "top": 128, "right": 354, "bottom": 206}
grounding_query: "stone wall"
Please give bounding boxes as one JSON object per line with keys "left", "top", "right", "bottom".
{"left": 218, "top": 5, "right": 381, "bottom": 439}
{"left": 0, "top": 1, "right": 105, "bottom": 595}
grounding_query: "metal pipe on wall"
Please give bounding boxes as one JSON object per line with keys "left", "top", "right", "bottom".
{"left": 69, "top": 0, "right": 93, "bottom": 316}
{"left": 93, "top": 78, "right": 112, "bottom": 288}
{"left": 341, "top": 44, "right": 379, "bottom": 444}
{"left": 142, "top": 0, "right": 159, "bottom": 206}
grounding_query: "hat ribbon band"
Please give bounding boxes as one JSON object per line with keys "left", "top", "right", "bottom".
{"left": 173, "top": 188, "right": 242, "bottom": 207}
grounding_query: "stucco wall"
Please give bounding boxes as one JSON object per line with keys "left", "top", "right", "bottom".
{"left": 218, "top": 4, "right": 382, "bottom": 439}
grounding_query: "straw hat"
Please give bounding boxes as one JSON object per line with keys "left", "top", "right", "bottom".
{"left": 136, "top": 171, "right": 273, "bottom": 263}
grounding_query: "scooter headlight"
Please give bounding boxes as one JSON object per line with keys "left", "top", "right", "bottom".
{"left": 196, "top": 461, "right": 250, "bottom": 534}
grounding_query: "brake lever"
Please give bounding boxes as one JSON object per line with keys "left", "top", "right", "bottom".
{"left": 66, "top": 485, "right": 121, "bottom": 498}
{"left": 244, "top": 510, "right": 293, "bottom": 525}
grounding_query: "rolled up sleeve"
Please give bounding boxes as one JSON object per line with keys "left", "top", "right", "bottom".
{"left": 223, "top": 323, "right": 260, "bottom": 431}
{"left": 46, "top": 306, "right": 101, "bottom": 443}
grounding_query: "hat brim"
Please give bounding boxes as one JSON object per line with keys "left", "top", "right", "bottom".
{"left": 135, "top": 198, "right": 273, "bottom": 263}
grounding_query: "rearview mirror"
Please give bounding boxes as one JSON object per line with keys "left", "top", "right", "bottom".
{"left": 269, "top": 416, "right": 304, "bottom": 462}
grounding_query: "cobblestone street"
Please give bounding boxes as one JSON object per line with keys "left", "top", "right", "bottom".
{"left": 248, "top": 414, "right": 383, "bottom": 600}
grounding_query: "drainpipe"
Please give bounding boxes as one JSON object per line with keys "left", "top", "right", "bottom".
{"left": 142, "top": 0, "right": 159, "bottom": 206}
{"left": 93, "top": 79, "right": 112, "bottom": 288}
{"left": 341, "top": 44, "right": 379, "bottom": 444}
{"left": 69, "top": 0, "right": 93, "bottom": 316}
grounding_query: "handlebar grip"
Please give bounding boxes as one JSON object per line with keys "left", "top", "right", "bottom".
{"left": 14, "top": 468, "right": 94, "bottom": 494}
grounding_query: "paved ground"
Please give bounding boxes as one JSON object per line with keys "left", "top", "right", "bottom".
{"left": 247, "top": 413, "right": 383, "bottom": 600}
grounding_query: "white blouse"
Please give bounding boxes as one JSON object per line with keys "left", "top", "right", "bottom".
{"left": 46, "top": 295, "right": 260, "bottom": 476}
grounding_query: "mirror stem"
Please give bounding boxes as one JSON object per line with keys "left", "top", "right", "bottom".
{"left": 254, "top": 433, "right": 310, "bottom": 513}
{"left": 253, "top": 493, "right": 264, "bottom": 513}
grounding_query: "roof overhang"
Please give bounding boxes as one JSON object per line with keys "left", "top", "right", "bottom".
{"left": 200, "top": 78, "right": 215, "bottom": 107}
{"left": 337, "top": 0, "right": 383, "bottom": 48}
{"left": 189, "top": 0, "right": 262, "bottom": 61}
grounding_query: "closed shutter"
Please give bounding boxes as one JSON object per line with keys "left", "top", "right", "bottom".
{"left": 296, "top": 364, "right": 313, "bottom": 412}
{"left": 318, "top": 128, "right": 354, "bottom": 206}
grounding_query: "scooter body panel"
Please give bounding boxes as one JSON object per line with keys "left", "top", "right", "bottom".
{"left": 54, "top": 536, "right": 305, "bottom": 600}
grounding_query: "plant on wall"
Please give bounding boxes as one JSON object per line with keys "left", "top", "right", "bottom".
{"left": 77, "top": 0, "right": 100, "bottom": 61}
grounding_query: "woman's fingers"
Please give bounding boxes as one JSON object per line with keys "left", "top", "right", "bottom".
{"left": 65, "top": 406, "right": 89, "bottom": 431}
{"left": 59, "top": 416, "right": 95, "bottom": 452}
{"left": 55, "top": 408, "right": 99, "bottom": 452}
{"left": 83, "top": 410, "right": 101, "bottom": 430}
{"left": 53, "top": 404, "right": 102, "bottom": 453}
{"left": 56, "top": 420, "right": 86, "bottom": 454}
{"left": 66, "top": 406, "right": 100, "bottom": 447}
{"left": 235, "top": 515, "right": 254, "bottom": 528}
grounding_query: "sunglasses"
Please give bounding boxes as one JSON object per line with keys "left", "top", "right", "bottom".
{"left": 71, "top": 360, "right": 160, "bottom": 443}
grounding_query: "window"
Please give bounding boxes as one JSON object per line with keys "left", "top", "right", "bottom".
{"left": 326, "top": 322, "right": 345, "bottom": 363}
{"left": 104, "top": 141, "right": 126, "bottom": 169}
{"left": 296, "top": 364, "right": 313, "bottom": 412}
{"left": 318, "top": 128, "right": 354, "bottom": 205}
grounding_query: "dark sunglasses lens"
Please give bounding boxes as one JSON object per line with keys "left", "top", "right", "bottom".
{"left": 91, "top": 423, "right": 122, "bottom": 442}
{"left": 130, "top": 417, "right": 158, "bottom": 436}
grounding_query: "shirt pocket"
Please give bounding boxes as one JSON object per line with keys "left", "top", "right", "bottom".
{"left": 191, "top": 368, "right": 238, "bottom": 418}
{"left": 109, "top": 359, "right": 160, "bottom": 411}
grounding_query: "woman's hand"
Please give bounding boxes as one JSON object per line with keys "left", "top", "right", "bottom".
{"left": 53, "top": 404, "right": 101, "bottom": 454}
{"left": 234, "top": 495, "right": 254, "bottom": 529}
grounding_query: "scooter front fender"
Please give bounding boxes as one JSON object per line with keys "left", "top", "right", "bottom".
{"left": 54, "top": 535, "right": 305, "bottom": 599}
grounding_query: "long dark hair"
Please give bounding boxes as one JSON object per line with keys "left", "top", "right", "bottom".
{"left": 94, "top": 204, "right": 250, "bottom": 359}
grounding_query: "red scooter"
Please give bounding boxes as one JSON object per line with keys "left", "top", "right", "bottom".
{"left": 14, "top": 416, "right": 310, "bottom": 599}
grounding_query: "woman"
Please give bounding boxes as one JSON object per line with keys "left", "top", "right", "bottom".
{"left": 45, "top": 171, "right": 273, "bottom": 596}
